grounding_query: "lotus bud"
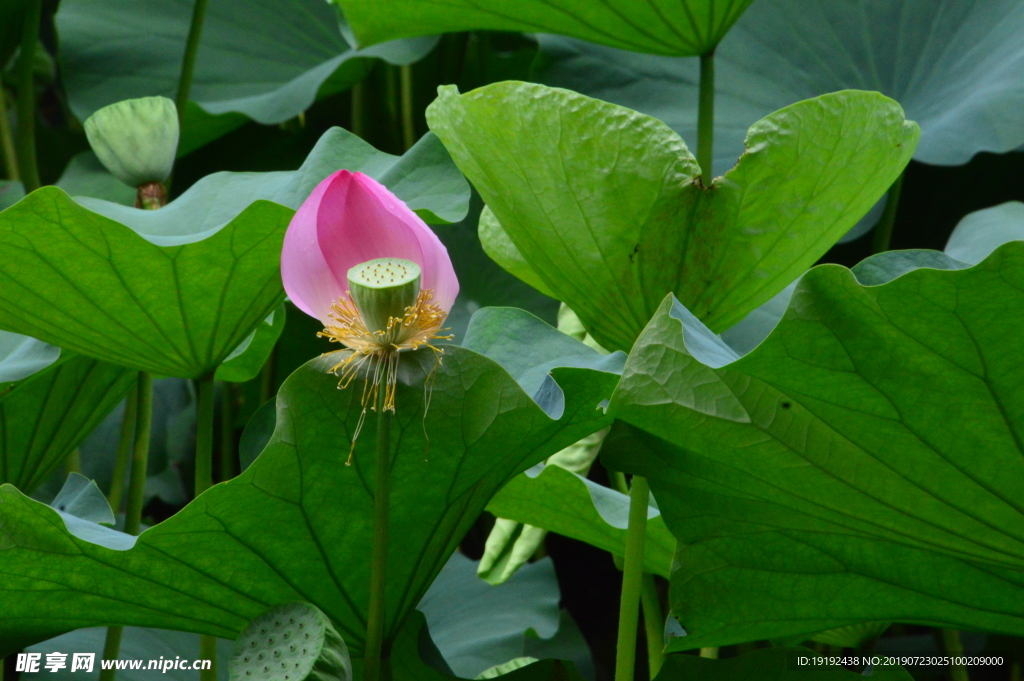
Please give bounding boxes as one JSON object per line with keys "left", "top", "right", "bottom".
{"left": 230, "top": 602, "right": 352, "bottom": 681}
{"left": 347, "top": 258, "right": 422, "bottom": 336}
{"left": 84, "top": 96, "right": 179, "bottom": 207}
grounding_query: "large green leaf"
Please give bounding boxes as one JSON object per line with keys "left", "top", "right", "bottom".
{"left": 487, "top": 460, "right": 674, "bottom": 578}
{"left": 537, "top": 0, "right": 1024, "bottom": 171}
{"left": 0, "top": 308, "right": 619, "bottom": 657}
{"left": 338, "top": 0, "right": 754, "bottom": 57}
{"left": 0, "top": 189, "right": 290, "bottom": 378}
{"left": 607, "top": 242, "right": 1024, "bottom": 650}
{"left": 653, "top": 648, "right": 912, "bottom": 681}
{"left": 73, "top": 128, "right": 469, "bottom": 238}
{"left": 1, "top": 352, "right": 135, "bottom": 492}
{"left": 427, "top": 82, "right": 918, "bottom": 352}
{"left": 56, "top": 0, "right": 438, "bottom": 151}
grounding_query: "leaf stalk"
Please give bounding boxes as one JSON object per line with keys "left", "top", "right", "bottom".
{"left": 615, "top": 475, "right": 650, "bottom": 681}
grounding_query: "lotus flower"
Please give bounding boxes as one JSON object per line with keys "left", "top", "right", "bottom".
{"left": 281, "top": 170, "right": 458, "bottom": 446}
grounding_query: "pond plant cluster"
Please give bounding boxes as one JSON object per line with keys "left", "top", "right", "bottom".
{"left": 1, "top": 1, "right": 1024, "bottom": 681}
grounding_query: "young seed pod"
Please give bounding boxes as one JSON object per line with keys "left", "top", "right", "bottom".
{"left": 84, "top": 96, "right": 179, "bottom": 189}
{"left": 229, "top": 602, "right": 351, "bottom": 681}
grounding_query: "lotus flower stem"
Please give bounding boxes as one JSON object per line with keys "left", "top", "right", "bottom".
{"left": 400, "top": 65, "right": 416, "bottom": 150}
{"left": 175, "top": 0, "right": 210, "bottom": 121}
{"left": 640, "top": 573, "right": 664, "bottom": 678}
{"left": 871, "top": 171, "right": 905, "bottom": 254}
{"left": 0, "top": 75, "right": 19, "bottom": 181}
{"left": 615, "top": 475, "right": 650, "bottom": 681}
{"left": 100, "top": 372, "right": 153, "bottom": 681}
{"left": 14, "top": 0, "right": 41, "bottom": 192}
{"left": 107, "top": 384, "right": 139, "bottom": 513}
{"left": 364, "top": 377, "right": 395, "bottom": 681}
{"left": 697, "top": 50, "right": 715, "bottom": 187}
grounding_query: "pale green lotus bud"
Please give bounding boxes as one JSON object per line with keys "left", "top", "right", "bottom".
{"left": 84, "top": 96, "right": 179, "bottom": 188}
{"left": 230, "top": 602, "right": 351, "bottom": 681}
{"left": 348, "top": 258, "right": 421, "bottom": 335}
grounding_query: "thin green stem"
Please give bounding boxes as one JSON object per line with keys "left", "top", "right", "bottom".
{"left": 219, "top": 382, "right": 236, "bottom": 481}
{"left": 400, "top": 65, "right": 415, "bottom": 150}
{"left": 199, "top": 634, "right": 218, "bottom": 681}
{"left": 1011, "top": 660, "right": 1020, "bottom": 681}
{"left": 615, "top": 475, "right": 650, "bottom": 681}
{"left": 194, "top": 376, "right": 217, "bottom": 680}
{"left": 0, "top": 76, "right": 20, "bottom": 181}
{"left": 195, "top": 377, "right": 215, "bottom": 496}
{"left": 871, "top": 171, "right": 905, "bottom": 254}
{"left": 15, "top": 0, "right": 41, "bottom": 192}
{"left": 696, "top": 50, "right": 715, "bottom": 187}
{"left": 102, "top": 373, "right": 152, "bottom": 679}
{"left": 107, "top": 386, "right": 139, "bottom": 514}
{"left": 99, "top": 627, "right": 124, "bottom": 681}
{"left": 639, "top": 573, "right": 664, "bottom": 679}
{"left": 351, "top": 80, "right": 366, "bottom": 138}
{"left": 64, "top": 448, "right": 82, "bottom": 475}
{"left": 124, "top": 373, "right": 153, "bottom": 537}
{"left": 363, "top": 374, "right": 395, "bottom": 681}
{"left": 259, "top": 353, "right": 275, "bottom": 405}
{"left": 609, "top": 470, "right": 629, "bottom": 496}
{"left": 385, "top": 65, "right": 400, "bottom": 150}
{"left": 940, "top": 629, "right": 969, "bottom": 681}
{"left": 174, "top": 0, "right": 210, "bottom": 120}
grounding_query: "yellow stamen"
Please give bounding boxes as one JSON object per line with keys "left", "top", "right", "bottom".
{"left": 317, "top": 289, "right": 453, "bottom": 464}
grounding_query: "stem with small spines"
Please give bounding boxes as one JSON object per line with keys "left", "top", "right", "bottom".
{"left": 100, "top": 373, "right": 153, "bottom": 681}
{"left": 615, "top": 475, "right": 650, "bottom": 681}
{"left": 363, "top": 363, "right": 395, "bottom": 681}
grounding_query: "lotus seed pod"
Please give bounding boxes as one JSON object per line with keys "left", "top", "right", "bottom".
{"left": 230, "top": 603, "right": 351, "bottom": 681}
{"left": 84, "top": 96, "right": 179, "bottom": 188}
{"left": 347, "top": 258, "right": 422, "bottom": 334}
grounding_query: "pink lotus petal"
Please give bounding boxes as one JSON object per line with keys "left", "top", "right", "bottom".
{"left": 315, "top": 171, "right": 459, "bottom": 312}
{"left": 280, "top": 172, "right": 347, "bottom": 325}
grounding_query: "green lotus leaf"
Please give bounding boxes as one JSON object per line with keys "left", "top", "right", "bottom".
{"left": 487, "top": 459, "right": 673, "bottom": 578}
{"left": 73, "top": 128, "right": 469, "bottom": 238}
{"left": 428, "top": 82, "right": 917, "bottom": 351}
{"left": 337, "top": 0, "right": 754, "bottom": 57}
{"left": 0, "top": 307, "right": 619, "bottom": 658}
{"left": 1, "top": 351, "right": 135, "bottom": 492}
{"left": 537, "top": 0, "right": 1024, "bottom": 171}
{"left": 56, "top": 0, "right": 438, "bottom": 152}
{"left": 0, "top": 190, "right": 290, "bottom": 378}
{"left": 215, "top": 304, "right": 286, "bottom": 384}
{"left": 419, "top": 553, "right": 591, "bottom": 679}
{"left": 607, "top": 241, "right": 1024, "bottom": 649}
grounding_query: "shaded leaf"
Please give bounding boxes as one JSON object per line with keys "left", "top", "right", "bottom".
{"left": 487, "top": 462, "right": 673, "bottom": 578}
{"left": 338, "top": 0, "right": 754, "bottom": 57}
{"left": 1, "top": 353, "right": 135, "bottom": 492}
{"left": 56, "top": 0, "right": 437, "bottom": 144}
{"left": 215, "top": 304, "right": 286, "bottom": 383}
{"left": 537, "top": 0, "right": 1024, "bottom": 171}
